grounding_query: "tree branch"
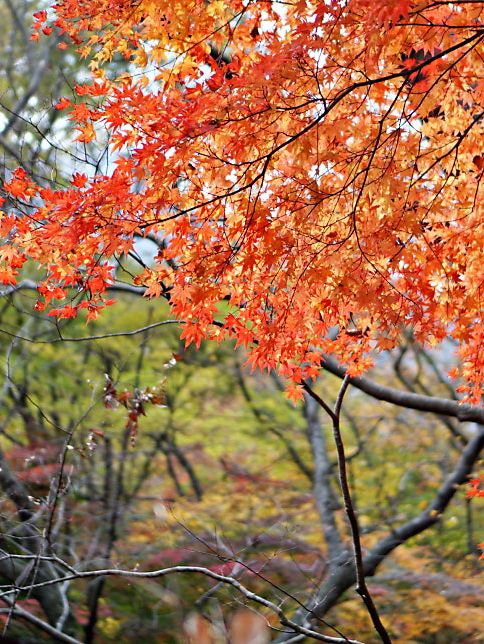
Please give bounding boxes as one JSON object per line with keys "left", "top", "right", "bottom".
{"left": 329, "top": 377, "right": 391, "bottom": 643}
{"left": 0, "top": 599, "right": 81, "bottom": 644}
{"left": 311, "top": 427, "right": 483, "bottom": 619}
{"left": 303, "top": 394, "right": 343, "bottom": 565}
{"left": 0, "top": 563, "right": 365, "bottom": 644}
{"left": 321, "top": 357, "right": 484, "bottom": 424}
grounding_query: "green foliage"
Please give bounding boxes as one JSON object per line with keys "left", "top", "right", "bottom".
{"left": 0, "top": 290, "right": 482, "bottom": 642}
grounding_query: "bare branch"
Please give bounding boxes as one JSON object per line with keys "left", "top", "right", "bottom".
{"left": 0, "top": 563, "right": 365, "bottom": 644}
{"left": 303, "top": 393, "right": 343, "bottom": 564}
{"left": 0, "top": 319, "right": 180, "bottom": 344}
{"left": 0, "top": 598, "right": 81, "bottom": 644}
{"left": 330, "top": 377, "right": 391, "bottom": 643}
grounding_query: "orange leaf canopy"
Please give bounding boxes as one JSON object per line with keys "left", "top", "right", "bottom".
{"left": 1, "top": 0, "right": 483, "bottom": 398}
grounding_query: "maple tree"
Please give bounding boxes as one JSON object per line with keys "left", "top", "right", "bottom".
{"left": 0, "top": 0, "right": 483, "bottom": 642}
{"left": 1, "top": 0, "right": 483, "bottom": 400}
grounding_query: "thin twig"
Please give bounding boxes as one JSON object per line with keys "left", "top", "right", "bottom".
{"left": 310, "top": 377, "right": 392, "bottom": 643}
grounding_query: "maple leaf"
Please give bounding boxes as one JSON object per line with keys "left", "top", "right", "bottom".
{"left": 4, "top": 168, "right": 35, "bottom": 199}
{"left": 285, "top": 383, "right": 304, "bottom": 403}
{"left": 33, "top": 10, "right": 47, "bottom": 22}
{"left": 466, "top": 478, "right": 484, "bottom": 498}
{"left": 47, "top": 305, "right": 77, "bottom": 319}
{"left": 0, "top": 270, "right": 17, "bottom": 285}
{"left": 71, "top": 172, "right": 88, "bottom": 187}
{"left": 75, "top": 122, "right": 95, "bottom": 142}
{"left": 54, "top": 97, "right": 71, "bottom": 110}
{"left": 179, "top": 321, "right": 206, "bottom": 349}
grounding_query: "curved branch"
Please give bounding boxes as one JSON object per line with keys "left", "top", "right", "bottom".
{"left": 321, "top": 357, "right": 484, "bottom": 424}
{"left": 311, "top": 426, "right": 484, "bottom": 618}
{"left": 0, "top": 319, "right": 179, "bottom": 344}
{"left": 0, "top": 563, "right": 365, "bottom": 644}
{"left": 276, "top": 426, "right": 483, "bottom": 642}
{"left": 0, "top": 279, "right": 146, "bottom": 298}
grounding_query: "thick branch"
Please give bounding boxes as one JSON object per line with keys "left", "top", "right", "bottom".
{"left": 0, "top": 447, "right": 73, "bottom": 628}
{"left": 322, "top": 357, "right": 484, "bottom": 424}
{"left": 0, "top": 552, "right": 73, "bottom": 629}
{"left": 0, "top": 447, "right": 34, "bottom": 521}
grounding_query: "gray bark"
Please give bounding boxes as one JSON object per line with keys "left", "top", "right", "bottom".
{"left": 0, "top": 447, "right": 74, "bottom": 630}
{"left": 322, "top": 356, "right": 484, "bottom": 424}
{"left": 276, "top": 428, "right": 483, "bottom": 641}
{"left": 303, "top": 394, "right": 343, "bottom": 566}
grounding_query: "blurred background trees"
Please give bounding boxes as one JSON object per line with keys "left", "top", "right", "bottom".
{"left": 0, "top": 1, "right": 482, "bottom": 642}
{"left": 1, "top": 0, "right": 74, "bottom": 183}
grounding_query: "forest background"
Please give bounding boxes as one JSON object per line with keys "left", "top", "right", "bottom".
{"left": 0, "top": 1, "right": 482, "bottom": 643}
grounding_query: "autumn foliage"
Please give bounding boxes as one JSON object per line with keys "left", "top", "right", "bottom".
{"left": 1, "top": 0, "right": 483, "bottom": 401}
